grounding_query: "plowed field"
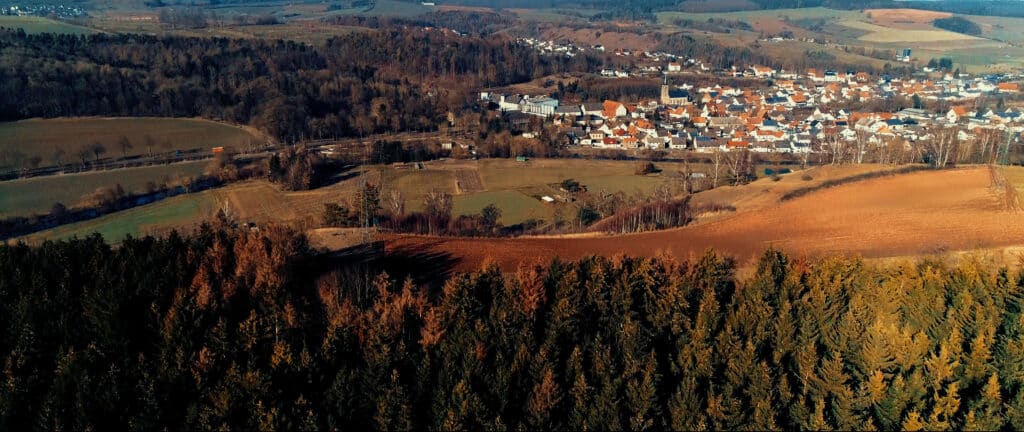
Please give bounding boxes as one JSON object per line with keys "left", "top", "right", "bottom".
{"left": 384, "top": 167, "right": 1024, "bottom": 272}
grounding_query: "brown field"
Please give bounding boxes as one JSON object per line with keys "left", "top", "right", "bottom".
{"left": 383, "top": 167, "right": 1024, "bottom": 272}
{"left": 865, "top": 8, "right": 952, "bottom": 30}
{"left": 540, "top": 27, "right": 656, "bottom": 51}
{"left": 454, "top": 169, "right": 485, "bottom": 194}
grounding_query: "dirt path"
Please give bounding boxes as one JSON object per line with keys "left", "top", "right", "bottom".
{"left": 384, "top": 167, "right": 1024, "bottom": 272}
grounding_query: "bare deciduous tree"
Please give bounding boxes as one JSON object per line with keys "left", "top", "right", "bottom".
{"left": 924, "top": 126, "right": 959, "bottom": 168}
{"left": 386, "top": 189, "right": 405, "bottom": 218}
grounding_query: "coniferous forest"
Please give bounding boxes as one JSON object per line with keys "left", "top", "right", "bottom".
{"left": 2, "top": 226, "right": 1024, "bottom": 430}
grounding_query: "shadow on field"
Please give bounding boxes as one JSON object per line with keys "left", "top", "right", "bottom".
{"left": 318, "top": 239, "right": 460, "bottom": 291}
{"left": 379, "top": 240, "right": 461, "bottom": 289}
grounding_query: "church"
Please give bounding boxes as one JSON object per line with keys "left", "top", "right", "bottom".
{"left": 660, "top": 74, "right": 692, "bottom": 106}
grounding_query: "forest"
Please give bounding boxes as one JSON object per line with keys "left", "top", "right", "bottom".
{"left": 3, "top": 225, "right": 1024, "bottom": 430}
{"left": 932, "top": 16, "right": 982, "bottom": 37}
{"left": 0, "top": 28, "right": 596, "bottom": 141}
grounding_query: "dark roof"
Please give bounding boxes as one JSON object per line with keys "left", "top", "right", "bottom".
{"left": 667, "top": 89, "right": 690, "bottom": 99}
{"left": 556, "top": 105, "right": 580, "bottom": 114}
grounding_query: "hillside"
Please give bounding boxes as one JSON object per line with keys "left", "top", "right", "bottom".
{"left": 384, "top": 166, "right": 1024, "bottom": 271}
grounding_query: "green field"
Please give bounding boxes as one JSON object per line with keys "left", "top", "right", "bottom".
{"left": 20, "top": 158, "right": 744, "bottom": 238}
{"left": 453, "top": 190, "right": 549, "bottom": 225}
{"left": 0, "top": 161, "right": 209, "bottom": 217}
{"left": 0, "top": 117, "right": 261, "bottom": 169}
{"left": 23, "top": 190, "right": 219, "bottom": 243}
{"left": 0, "top": 16, "right": 97, "bottom": 35}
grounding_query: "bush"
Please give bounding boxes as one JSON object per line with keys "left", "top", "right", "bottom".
{"left": 801, "top": 174, "right": 813, "bottom": 181}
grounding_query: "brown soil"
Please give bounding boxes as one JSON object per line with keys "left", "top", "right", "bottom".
{"left": 454, "top": 169, "right": 485, "bottom": 194}
{"left": 866, "top": 8, "right": 953, "bottom": 30}
{"left": 383, "top": 167, "right": 1024, "bottom": 272}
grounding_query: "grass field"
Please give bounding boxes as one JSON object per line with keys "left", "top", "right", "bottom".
{"left": 453, "top": 190, "right": 549, "bottom": 224}
{"left": 0, "top": 161, "right": 209, "bottom": 218}
{"left": 0, "top": 16, "right": 97, "bottom": 35}
{"left": 0, "top": 117, "right": 261, "bottom": 168}
{"left": 21, "top": 158, "right": 729, "bottom": 239}
{"left": 23, "top": 191, "right": 218, "bottom": 243}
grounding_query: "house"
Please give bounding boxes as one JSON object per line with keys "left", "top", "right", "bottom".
{"left": 667, "top": 62, "right": 682, "bottom": 72}
{"left": 750, "top": 66, "right": 775, "bottom": 78}
{"left": 998, "top": 83, "right": 1020, "bottom": 93}
{"left": 947, "top": 106, "right": 971, "bottom": 124}
{"left": 555, "top": 105, "right": 580, "bottom": 117}
{"left": 498, "top": 95, "right": 522, "bottom": 112}
{"left": 602, "top": 100, "right": 628, "bottom": 119}
{"left": 581, "top": 103, "right": 604, "bottom": 117}
{"left": 807, "top": 69, "right": 824, "bottom": 82}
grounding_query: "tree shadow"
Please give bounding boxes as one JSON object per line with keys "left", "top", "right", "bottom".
{"left": 315, "top": 239, "right": 460, "bottom": 292}
{"left": 315, "top": 163, "right": 363, "bottom": 188}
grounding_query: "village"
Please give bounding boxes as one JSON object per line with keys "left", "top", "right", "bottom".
{"left": 482, "top": 52, "right": 1024, "bottom": 159}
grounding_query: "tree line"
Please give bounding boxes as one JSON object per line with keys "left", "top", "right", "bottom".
{"left": 3, "top": 226, "right": 1024, "bottom": 429}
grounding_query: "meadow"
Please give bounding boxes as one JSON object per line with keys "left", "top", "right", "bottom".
{"left": 0, "top": 117, "right": 262, "bottom": 167}
{"left": 0, "top": 161, "right": 209, "bottom": 218}
{"left": 0, "top": 16, "right": 97, "bottom": 35}
{"left": 20, "top": 158, "right": 720, "bottom": 241}
{"left": 22, "top": 190, "right": 219, "bottom": 243}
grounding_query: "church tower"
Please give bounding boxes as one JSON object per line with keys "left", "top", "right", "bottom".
{"left": 660, "top": 73, "right": 669, "bottom": 104}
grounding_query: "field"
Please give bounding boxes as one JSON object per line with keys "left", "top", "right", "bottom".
{"left": 22, "top": 190, "right": 219, "bottom": 243}
{"left": 0, "top": 117, "right": 262, "bottom": 167}
{"left": 838, "top": 20, "right": 980, "bottom": 43}
{"left": 19, "top": 158, "right": 724, "bottom": 240}
{"left": 0, "top": 161, "right": 209, "bottom": 218}
{"left": 864, "top": 8, "right": 952, "bottom": 30}
{"left": 656, "top": 6, "right": 1024, "bottom": 72}
{"left": 452, "top": 190, "right": 548, "bottom": 224}
{"left": 384, "top": 166, "right": 1024, "bottom": 272}
{"left": 0, "top": 16, "right": 97, "bottom": 35}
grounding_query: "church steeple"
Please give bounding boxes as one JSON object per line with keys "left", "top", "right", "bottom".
{"left": 660, "top": 73, "right": 669, "bottom": 104}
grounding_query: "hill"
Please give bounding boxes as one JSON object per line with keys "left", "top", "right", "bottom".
{"left": 384, "top": 166, "right": 1024, "bottom": 271}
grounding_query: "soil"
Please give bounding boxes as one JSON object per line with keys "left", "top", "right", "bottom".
{"left": 383, "top": 167, "right": 1024, "bottom": 272}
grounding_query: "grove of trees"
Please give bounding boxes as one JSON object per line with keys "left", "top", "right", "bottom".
{"left": 4, "top": 226, "right": 1024, "bottom": 429}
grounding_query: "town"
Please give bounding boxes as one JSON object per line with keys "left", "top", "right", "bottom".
{"left": 483, "top": 52, "right": 1024, "bottom": 161}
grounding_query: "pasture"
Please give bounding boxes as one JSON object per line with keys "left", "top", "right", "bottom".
{"left": 0, "top": 16, "right": 97, "bottom": 35}
{"left": 0, "top": 161, "right": 209, "bottom": 218}
{"left": 0, "top": 117, "right": 262, "bottom": 167}
{"left": 23, "top": 191, "right": 218, "bottom": 243}
{"left": 21, "top": 158, "right": 721, "bottom": 239}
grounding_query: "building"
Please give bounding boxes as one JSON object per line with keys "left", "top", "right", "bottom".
{"left": 521, "top": 96, "right": 559, "bottom": 116}
{"left": 660, "top": 75, "right": 691, "bottom": 106}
